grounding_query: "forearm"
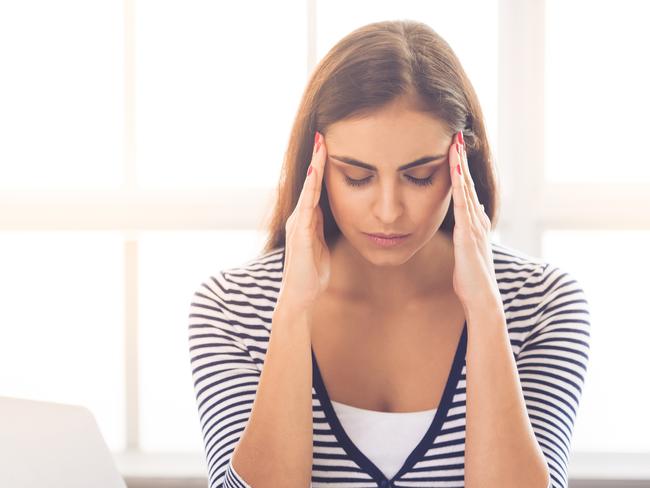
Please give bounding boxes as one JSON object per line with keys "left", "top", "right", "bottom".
{"left": 231, "top": 297, "right": 314, "bottom": 488}
{"left": 464, "top": 300, "right": 550, "bottom": 488}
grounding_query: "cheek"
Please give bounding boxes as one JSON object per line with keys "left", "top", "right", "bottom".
{"left": 415, "top": 188, "right": 452, "bottom": 222}
{"left": 328, "top": 188, "right": 359, "bottom": 220}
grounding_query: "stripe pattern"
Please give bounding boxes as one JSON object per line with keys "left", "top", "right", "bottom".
{"left": 187, "top": 241, "right": 591, "bottom": 488}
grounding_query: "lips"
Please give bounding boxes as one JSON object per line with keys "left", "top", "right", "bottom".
{"left": 365, "top": 232, "right": 409, "bottom": 238}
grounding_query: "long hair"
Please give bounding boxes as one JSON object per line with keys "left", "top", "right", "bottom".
{"left": 260, "top": 19, "right": 500, "bottom": 255}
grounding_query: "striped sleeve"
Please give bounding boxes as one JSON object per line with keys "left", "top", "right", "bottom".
{"left": 515, "top": 263, "right": 591, "bottom": 488}
{"left": 187, "top": 271, "right": 259, "bottom": 488}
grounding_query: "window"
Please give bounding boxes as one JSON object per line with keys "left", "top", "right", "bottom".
{"left": 542, "top": 0, "right": 650, "bottom": 453}
{"left": 1, "top": 0, "right": 647, "bottom": 480}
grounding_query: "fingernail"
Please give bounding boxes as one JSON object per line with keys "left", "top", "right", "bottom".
{"left": 456, "top": 164, "right": 461, "bottom": 176}
{"left": 458, "top": 130, "right": 464, "bottom": 146}
{"left": 307, "top": 165, "right": 313, "bottom": 176}
{"left": 314, "top": 131, "right": 321, "bottom": 152}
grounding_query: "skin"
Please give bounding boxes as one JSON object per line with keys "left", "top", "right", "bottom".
{"left": 321, "top": 96, "right": 458, "bottom": 309}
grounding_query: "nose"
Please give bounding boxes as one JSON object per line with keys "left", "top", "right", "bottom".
{"left": 371, "top": 180, "right": 404, "bottom": 223}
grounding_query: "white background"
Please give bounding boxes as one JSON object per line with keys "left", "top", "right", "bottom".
{"left": 0, "top": 0, "right": 648, "bottom": 477}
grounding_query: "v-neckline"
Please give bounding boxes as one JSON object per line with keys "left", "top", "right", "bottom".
{"left": 311, "top": 321, "right": 467, "bottom": 485}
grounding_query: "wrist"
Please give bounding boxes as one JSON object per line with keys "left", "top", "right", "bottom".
{"left": 464, "top": 295, "right": 505, "bottom": 327}
{"left": 274, "top": 294, "right": 315, "bottom": 330}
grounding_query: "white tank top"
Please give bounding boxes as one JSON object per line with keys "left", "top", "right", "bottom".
{"left": 330, "top": 400, "right": 437, "bottom": 480}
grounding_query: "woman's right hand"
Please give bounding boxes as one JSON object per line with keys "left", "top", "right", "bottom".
{"left": 279, "top": 131, "right": 331, "bottom": 311}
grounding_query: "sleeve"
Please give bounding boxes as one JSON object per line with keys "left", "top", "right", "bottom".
{"left": 187, "top": 271, "right": 261, "bottom": 488}
{"left": 515, "top": 263, "right": 591, "bottom": 488}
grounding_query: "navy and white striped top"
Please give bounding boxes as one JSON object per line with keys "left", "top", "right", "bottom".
{"left": 187, "top": 240, "right": 591, "bottom": 488}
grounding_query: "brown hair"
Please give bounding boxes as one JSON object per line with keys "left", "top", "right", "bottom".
{"left": 260, "top": 19, "right": 500, "bottom": 255}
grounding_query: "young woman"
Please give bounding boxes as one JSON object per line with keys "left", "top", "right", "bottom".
{"left": 188, "top": 19, "right": 590, "bottom": 488}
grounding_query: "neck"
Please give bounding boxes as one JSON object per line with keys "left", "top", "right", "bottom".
{"left": 326, "top": 231, "right": 456, "bottom": 308}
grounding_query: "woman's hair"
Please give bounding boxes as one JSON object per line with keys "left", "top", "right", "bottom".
{"left": 260, "top": 19, "right": 500, "bottom": 255}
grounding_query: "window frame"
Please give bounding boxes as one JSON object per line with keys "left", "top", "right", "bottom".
{"left": 1, "top": 0, "right": 649, "bottom": 480}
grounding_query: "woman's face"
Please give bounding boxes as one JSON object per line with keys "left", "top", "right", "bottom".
{"left": 322, "top": 102, "right": 454, "bottom": 263}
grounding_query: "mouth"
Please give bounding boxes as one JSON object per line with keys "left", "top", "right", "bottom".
{"left": 364, "top": 232, "right": 410, "bottom": 238}
{"left": 363, "top": 232, "right": 411, "bottom": 248}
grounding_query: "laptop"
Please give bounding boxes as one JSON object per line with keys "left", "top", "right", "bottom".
{"left": 0, "top": 395, "right": 127, "bottom": 488}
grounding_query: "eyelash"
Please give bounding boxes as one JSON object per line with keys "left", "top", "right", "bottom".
{"left": 344, "top": 174, "right": 435, "bottom": 188}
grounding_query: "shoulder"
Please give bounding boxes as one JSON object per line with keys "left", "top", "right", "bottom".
{"left": 489, "top": 240, "right": 591, "bottom": 350}
{"left": 491, "top": 240, "right": 546, "bottom": 270}
{"left": 188, "top": 247, "right": 286, "bottom": 368}
{"left": 189, "top": 247, "right": 285, "bottom": 334}
{"left": 193, "top": 247, "right": 285, "bottom": 299}
{"left": 490, "top": 239, "right": 589, "bottom": 307}
{"left": 490, "top": 240, "right": 549, "bottom": 298}
{"left": 218, "top": 246, "right": 285, "bottom": 298}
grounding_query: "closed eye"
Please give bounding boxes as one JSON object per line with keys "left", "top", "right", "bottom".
{"left": 344, "top": 173, "right": 436, "bottom": 188}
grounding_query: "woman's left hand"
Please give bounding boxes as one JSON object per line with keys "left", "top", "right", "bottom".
{"left": 449, "top": 131, "right": 501, "bottom": 314}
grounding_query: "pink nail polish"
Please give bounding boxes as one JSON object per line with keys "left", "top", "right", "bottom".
{"left": 456, "top": 164, "right": 461, "bottom": 176}
{"left": 314, "top": 131, "right": 321, "bottom": 152}
{"left": 458, "top": 130, "right": 464, "bottom": 146}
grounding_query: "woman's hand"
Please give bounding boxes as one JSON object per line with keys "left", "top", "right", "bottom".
{"left": 279, "top": 131, "right": 331, "bottom": 312}
{"left": 448, "top": 131, "right": 501, "bottom": 313}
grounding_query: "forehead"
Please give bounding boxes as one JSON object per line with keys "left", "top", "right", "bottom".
{"left": 324, "top": 104, "right": 451, "bottom": 156}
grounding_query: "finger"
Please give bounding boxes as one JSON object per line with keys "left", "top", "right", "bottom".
{"left": 450, "top": 138, "right": 471, "bottom": 231}
{"left": 479, "top": 203, "right": 490, "bottom": 230}
{"left": 297, "top": 134, "right": 321, "bottom": 216}
{"left": 459, "top": 141, "right": 482, "bottom": 226}
{"left": 459, "top": 142, "right": 491, "bottom": 230}
{"left": 294, "top": 166, "right": 311, "bottom": 218}
{"left": 459, "top": 142, "right": 480, "bottom": 228}
{"left": 314, "top": 204, "right": 326, "bottom": 244}
{"left": 313, "top": 132, "right": 327, "bottom": 206}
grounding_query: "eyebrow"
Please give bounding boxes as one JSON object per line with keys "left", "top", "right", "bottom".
{"left": 328, "top": 154, "right": 447, "bottom": 171}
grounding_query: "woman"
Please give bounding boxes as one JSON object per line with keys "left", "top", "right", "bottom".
{"left": 188, "top": 19, "right": 590, "bottom": 488}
